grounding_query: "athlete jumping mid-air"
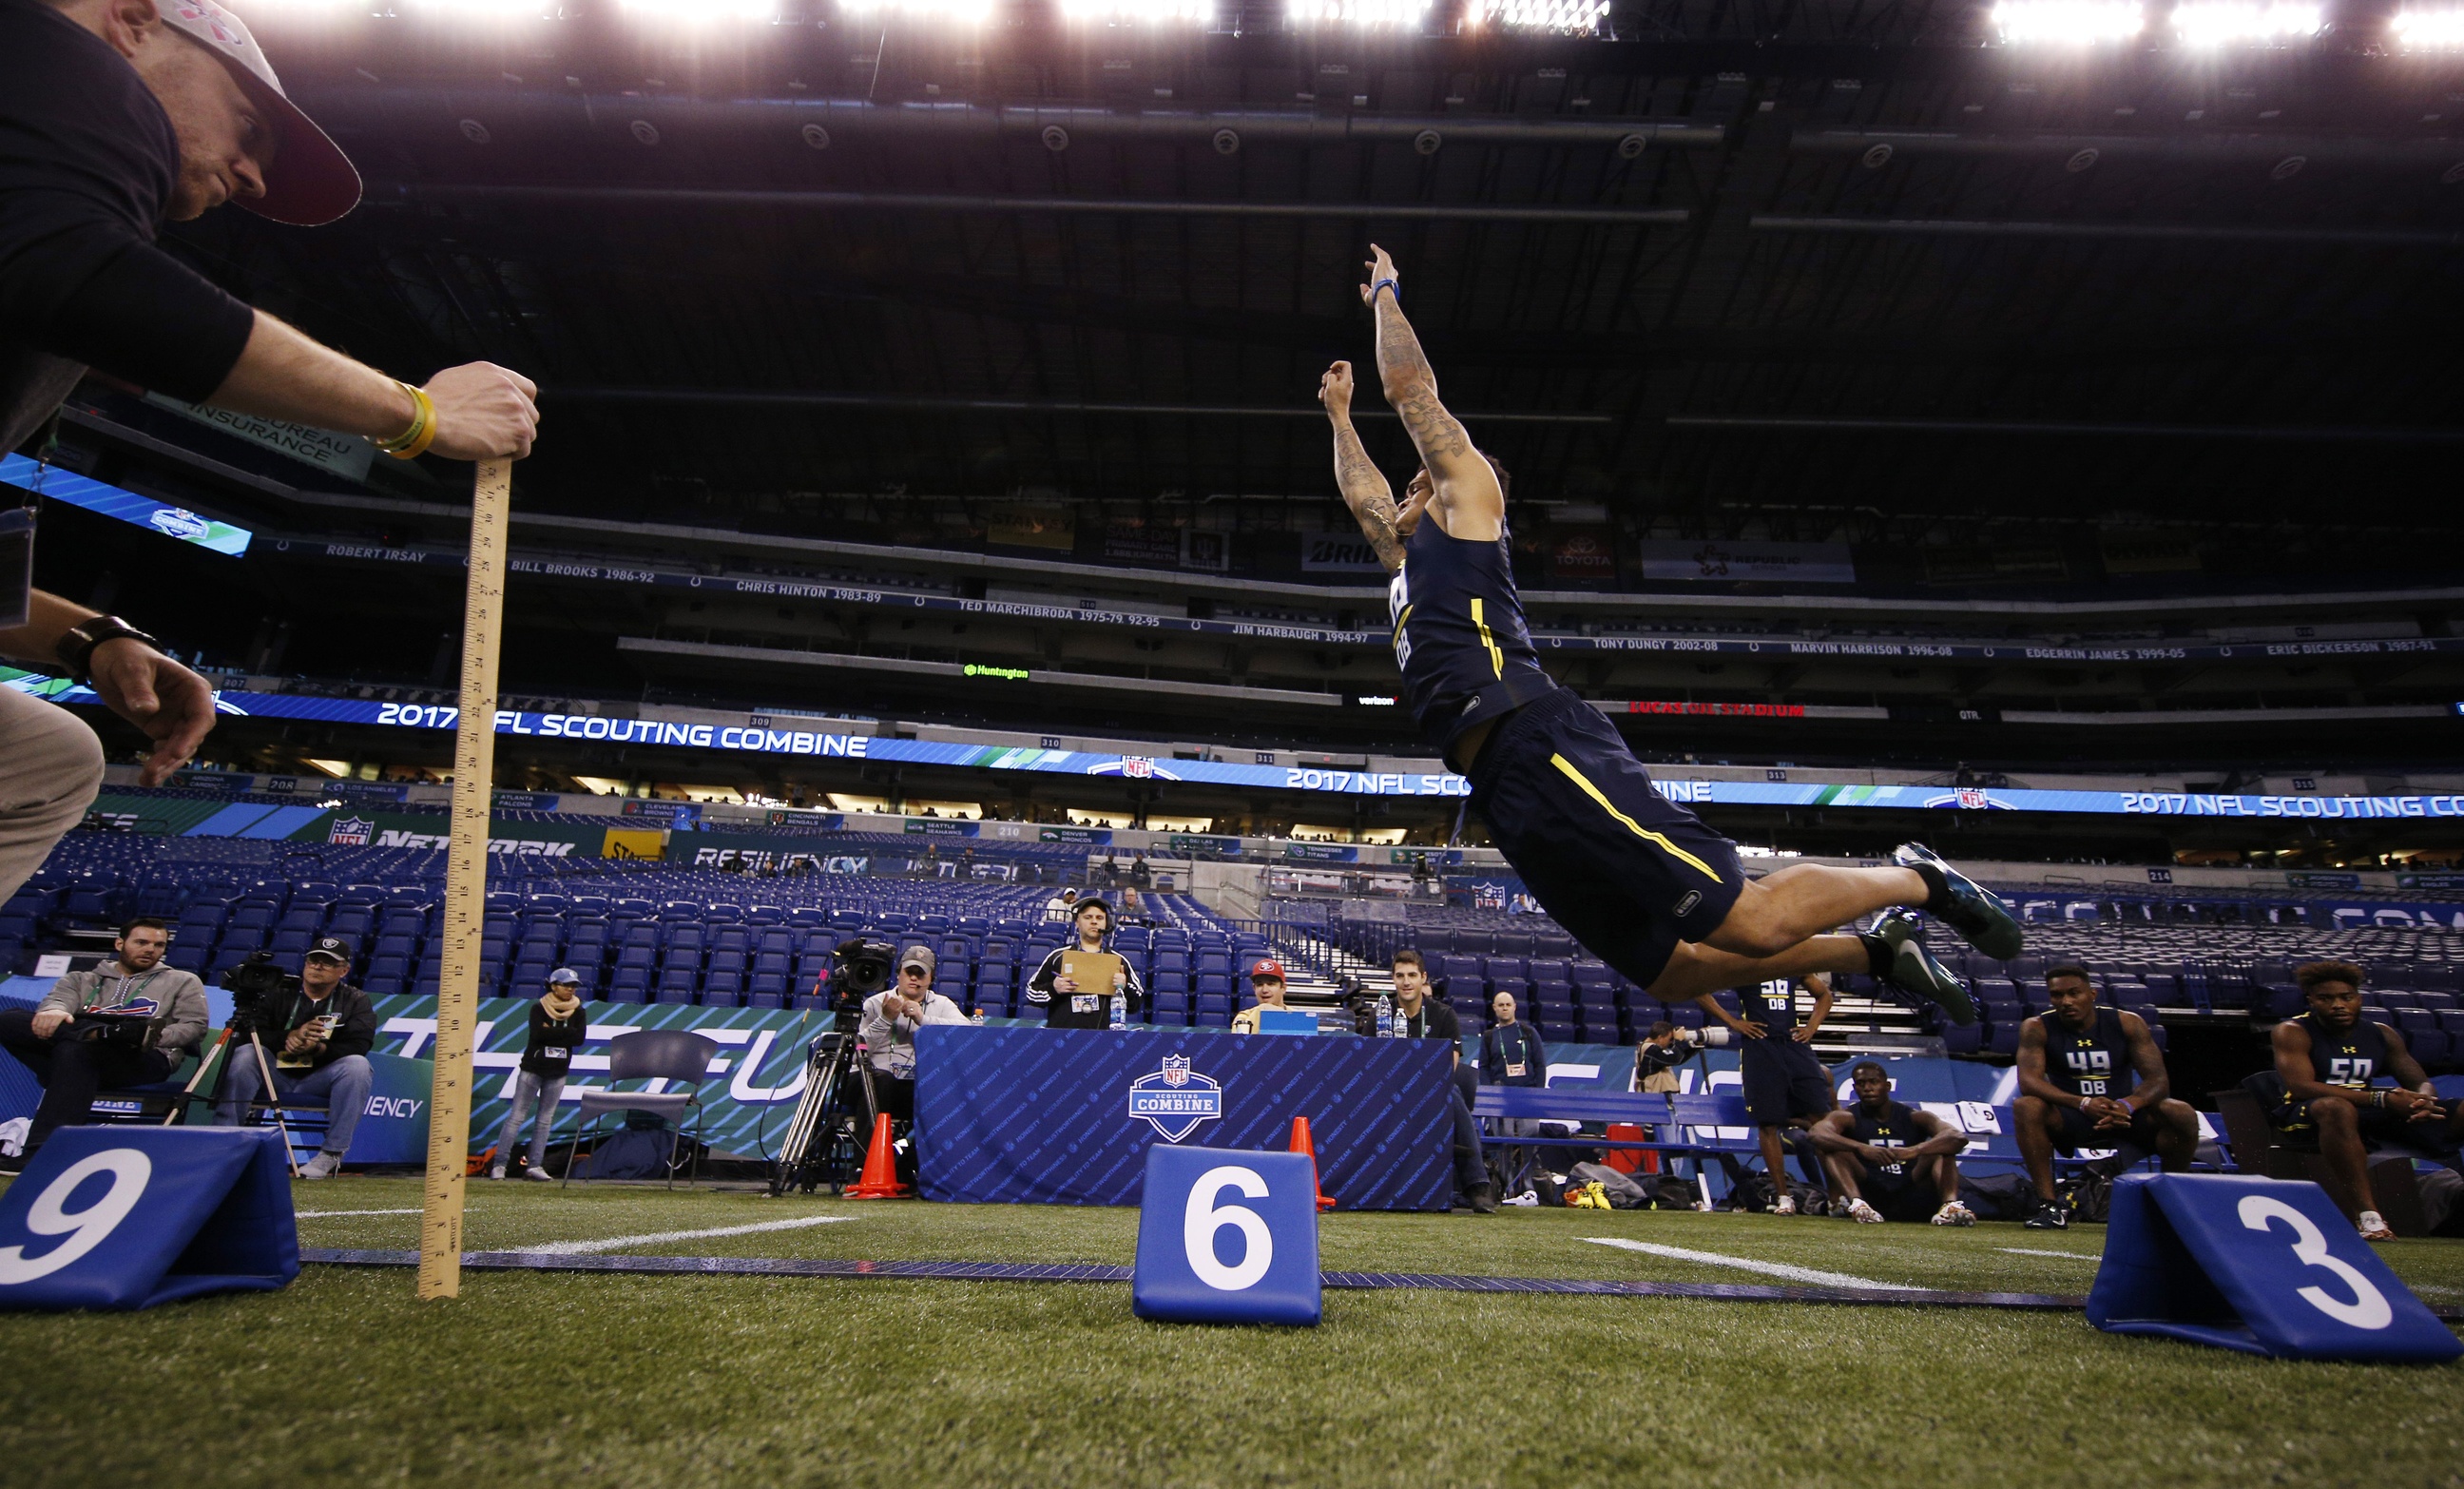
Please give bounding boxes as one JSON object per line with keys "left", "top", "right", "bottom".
{"left": 1319, "top": 244, "right": 2021, "bottom": 1014}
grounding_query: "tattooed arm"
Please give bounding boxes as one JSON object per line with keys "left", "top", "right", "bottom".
{"left": 1363, "top": 243, "right": 1504, "bottom": 535}
{"left": 1319, "top": 359, "right": 1405, "bottom": 573}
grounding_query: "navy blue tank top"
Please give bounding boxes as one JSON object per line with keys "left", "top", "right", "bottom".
{"left": 1741, "top": 978, "right": 1798, "bottom": 1035}
{"left": 1849, "top": 1100, "right": 1920, "bottom": 1175}
{"left": 2036, "top": 1005, "right": 2135, "bottom": 1100}
{"left": 2296, "top": 1013, "right": 2390, "bottom": 1089}
{"left": 1388, "top": 515, "right": 1555, "bottom": 752}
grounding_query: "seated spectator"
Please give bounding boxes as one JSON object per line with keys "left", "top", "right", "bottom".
{"left": 1479, "top": 990, "right": 1548, "bottom": 1198}
{"left": 1808, "top": 1061, "right": 1974, "bottom": 1226}
{"left": 0, "top": 917, "right": 205, "bottom": 1173}
{"left": 212, "top": 936, "right": 377, "bottom": 1178}
{"left": 1043, "top": 886, "right": 1082, "bottom": 923}
{"left": 1229, "top": 958, "right": 1293, "bottom": 1034}
{"left": 1391, "top": 949, "right": 1493, "bottom": 1213}
{"left": 2266, "top": 959, "right": 2463, "bottom": 1241}
{"left": 1026, "top": 898, "right": 1144, "bottom": 1028}
{"left": 858, "top": 946, "right": 967, "bottom": 1185}
{"left": 490, "top": 968, "right": 586, "bottom": 1183}
{"left": 859, "top": 945, "right": 969, "bottom": 1119}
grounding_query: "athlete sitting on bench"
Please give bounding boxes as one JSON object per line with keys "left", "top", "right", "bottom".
{"left": 2268, "top": 959, "right": 2463, "bottom": 1242}
{"left": 2011, "top": 963, "right": 2200, "bottom": 1232}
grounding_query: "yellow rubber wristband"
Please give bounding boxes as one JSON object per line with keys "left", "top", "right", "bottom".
{"left": 374, "top": 381, "right": 426, "bottom": 453}
{"left": 383, "top": 385, "right": 438, "bottom": 461}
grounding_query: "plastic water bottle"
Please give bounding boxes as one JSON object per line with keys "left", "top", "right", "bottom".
{"left": 971, "top": 1007, "right": 987, "bottom": 1026}
{"left": 1377, "top": 993, "right": 1395, "bottom": 1036}
{"left": 1108, "top": 994, "right": 1126, "bottom": 1030}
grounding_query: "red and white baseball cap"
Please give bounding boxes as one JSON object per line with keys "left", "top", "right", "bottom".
{"left": 1248, "top": 958, "right": 1287, "bottom": 982}
{"left": 158, "top": 1, "right": 361, "bottom": 225}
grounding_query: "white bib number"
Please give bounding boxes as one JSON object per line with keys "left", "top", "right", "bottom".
{"left": 2236, "top": 1194, "right": 2393, "bottom": 1330}
{"left": 1184, "top": 1165, "right": 1274, "bottom": 1292}
{"left": 0, "top": 1149, "right": 152, "bottom": 1285}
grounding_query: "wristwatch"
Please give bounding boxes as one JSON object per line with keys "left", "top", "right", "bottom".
{"left": 54, "top": 615, "right": 159, "bottom": 683}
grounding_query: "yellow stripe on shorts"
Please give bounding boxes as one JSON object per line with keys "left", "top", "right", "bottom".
{"left": 1470, "top": 597, "right": 1504, "bottom": 679}
{"left": 1549, "top": 753, "right": 1724, "bottom": 883}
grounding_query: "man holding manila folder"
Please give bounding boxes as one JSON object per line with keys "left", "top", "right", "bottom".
{"left": 1025, "top": 897, "right": 1145, "bottom": 1029}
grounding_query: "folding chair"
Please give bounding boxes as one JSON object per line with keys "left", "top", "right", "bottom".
{"left": 563, "top": 1030, "right": 720, "bottom": 1189}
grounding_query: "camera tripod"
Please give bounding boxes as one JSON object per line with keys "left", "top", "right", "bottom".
{"left": 165, "top": 1021, "right": 303, "bottom": 1178}
{"left": 767, "top": 1030, "right": 881, "bottom": 1196}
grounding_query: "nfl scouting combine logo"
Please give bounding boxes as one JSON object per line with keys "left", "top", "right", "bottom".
{"left": 1126, "top": 1054, "right": 1222, "bottom": 1142}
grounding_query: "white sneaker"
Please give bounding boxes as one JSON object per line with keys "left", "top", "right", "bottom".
{"left": 523, "top": 1164, "right": 552, "bottom": 1183}
{"left": 1773, "top": 1194, "right": 1798, "bottom": 1216}
{"left": 299, "top": 1151, "right": 342, "bottom": 1180}
{"left": 2358, "top": 1210, "right": 2395, "bottom": 1242}
{"left": 1846, "top": 1197, "right": 1884, "bottom": 1225}
{"left": 487, "top": 1167, "right": 506, "bottom": 1181}
{"left": 1503, "top": 1190, "right": 1541, "bottom": 1208}
{"left": 1932, "top": 1201, "right": 1977, "bottom": 1228}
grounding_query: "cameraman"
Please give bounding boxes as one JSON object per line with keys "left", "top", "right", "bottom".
{"left": 211, "top": 935, "right": 375, "bottom": 1177}
{"left": 0, "top": 916, "right": 203, "bottom": 1171}
{"left": 857, "top": 946, "right": 965, "bottom": 1184}
{"left": 1635, "top": 1020, "right": 1692, "bottom": 1093}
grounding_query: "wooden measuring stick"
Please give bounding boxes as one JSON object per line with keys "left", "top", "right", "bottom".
{"left": 417, "top": 456, "right": 511, "bottom": 1300}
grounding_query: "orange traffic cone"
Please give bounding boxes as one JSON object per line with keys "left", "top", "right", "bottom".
{"left": 845, "top": 1113, "right": 911, "bottom": 1199}
{"left": 1286, "top": 1115, "right": 1337, "bottom": 1211}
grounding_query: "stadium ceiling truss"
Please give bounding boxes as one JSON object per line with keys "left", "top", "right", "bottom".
{"left": 166, "top": 6, "right": 2464, "bottom": 540}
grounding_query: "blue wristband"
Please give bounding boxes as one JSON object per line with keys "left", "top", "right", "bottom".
{"left": 1372, "top": 278, "right": 1400, "bottom": 307}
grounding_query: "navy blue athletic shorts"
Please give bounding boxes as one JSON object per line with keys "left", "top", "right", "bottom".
{"left": 2051, "top": 1100, "right": 2165, "bottom": 1153}
{"left": 1858, "top": 1163, "right": 1937, "bottom": 1223}
{"left": 1740, "top": 1038, "right": 1837, "bottom": 1128}
{"left": 1467, "top": 686, "right": 1745, "bottom": 990}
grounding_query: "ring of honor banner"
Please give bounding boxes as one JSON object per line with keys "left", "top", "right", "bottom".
{"left": 912, "top": 1025, "right": 1454, "bottom": 1210}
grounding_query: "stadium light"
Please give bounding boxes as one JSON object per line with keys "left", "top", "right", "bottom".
{"left": 1468, "top": 0, "right": 1607, "bottom": 32}
{"left": 1286, "top": 0, "right": 1434, "bottom": 28}
{"left": 2171, "top": 1, "right": 2322, "bottom": 46}
{"left": 1058, "top": 0, "right": 1213, "bottom": 22}
{"left": 838, "top": 0, "right": 995, "bottom": 23}
{"left": 395, "top": 0, "right": 565, "bottom": 16}
{"left": 616, "top": 0, "right": 777, "bottom": 19}
{"left": 1990, "top": 0, "right": 2146, "bottom": 44}
{"left": 2390, "top": 7, "right": 2464, "bottom": 48}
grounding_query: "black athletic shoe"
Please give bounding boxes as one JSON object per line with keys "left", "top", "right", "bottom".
{"left": 1892, "top": 841, "right": 2025, "bottom": 961}
{"left": 2024, "top": 1198, "right": 2072, "bottom": 1231}
{"left": 1465, "top": 1184, "right": 1499, "bottom": 1215}
{"left": 1870, "top": 913, "right": 1977, "bottom": 1027}
{"left": 0, "top": 1151, "right": 28, "bottom": 1178}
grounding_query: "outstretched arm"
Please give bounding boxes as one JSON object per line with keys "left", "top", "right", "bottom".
{"left": 1363, "top": 245, "right": 1504, "bottom": 533}
{"left": 1319, "top": 361, "right": 1405, "bottom": 574}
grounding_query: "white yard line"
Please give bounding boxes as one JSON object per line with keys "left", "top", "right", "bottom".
{"left": 1580, "top": 1236, "right": 1920, "bottom": 1291}
{"left": 515, "top": 1215, "right": 860, "bottom": 1255}
{"left": 1998, "top": 1247, "right": 2099, "bottom": 1261}
{"left": 296, "top": 1209, "right": 426, "bottom": 1218}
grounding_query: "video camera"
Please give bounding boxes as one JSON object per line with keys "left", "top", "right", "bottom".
{"left": 830, "top": 937, "right": 897, "bottom": 1011}
{"left": 219, "top": 951, "right": 299, "bottom": 1036}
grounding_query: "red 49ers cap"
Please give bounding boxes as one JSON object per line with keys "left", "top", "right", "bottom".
{"left": 1248, "top": 958, "right": 1287, "bottom": 981}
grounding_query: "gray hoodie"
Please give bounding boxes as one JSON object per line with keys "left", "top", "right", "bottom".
{"left": 39, "top": 961, "right": 210, "bottom": 1056}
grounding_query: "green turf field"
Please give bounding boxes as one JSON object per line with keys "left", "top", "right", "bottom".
{"left": 2, "top": 1181, "right": 2458, "bottom": 1488}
